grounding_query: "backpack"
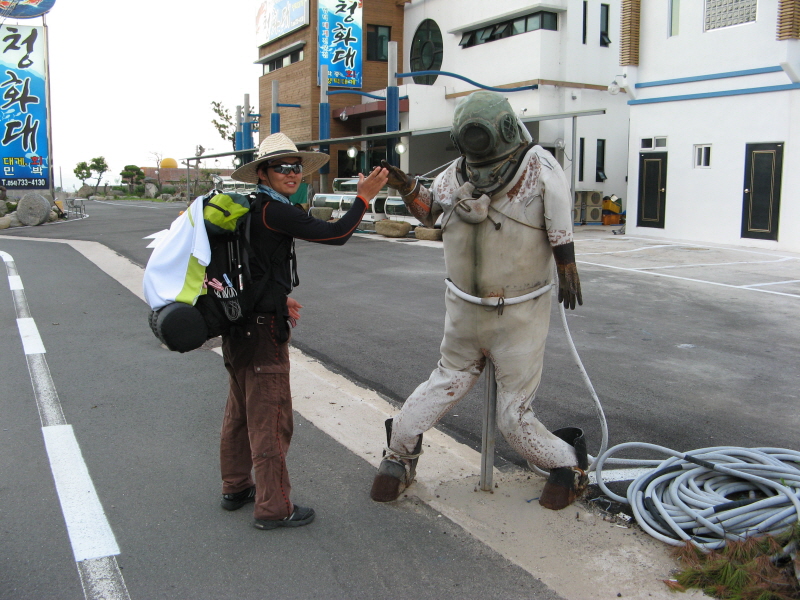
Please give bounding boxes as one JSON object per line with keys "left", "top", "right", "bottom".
{"left": 146, "top": 190, "right": 289, "bottom": 353}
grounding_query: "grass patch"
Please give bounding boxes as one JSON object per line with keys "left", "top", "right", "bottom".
{"left": 664, "top": 523, "right": 800, "bottom": 599}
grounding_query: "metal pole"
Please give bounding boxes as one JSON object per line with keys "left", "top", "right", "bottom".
{"left": 271, "top": 80, "right": 280, "bottom": 133}
{"left": 570, "top": 115, "right": 577, "bottom": 207}
{"left": 234, "top": 104, "right": 243, "bottom": 152}
{"left": 479, "top": 358, "right": 497, "bottom": 491}
{"left": 319, "top": 65, "right": 330, "bottom": 193}
{"left": 42, "top": 14, "right": 55, "bottom": 201}
{"left": 386, "top": 41, "right": 399, "bottom": 166}
{"left": 243, "top": 94, "right": 252, "bottom": 150}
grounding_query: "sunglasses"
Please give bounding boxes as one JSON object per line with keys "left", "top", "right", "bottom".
{"left": 269, "top": 163, "right": 303, "bottom": 175}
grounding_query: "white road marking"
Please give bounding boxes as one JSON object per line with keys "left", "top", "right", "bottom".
{"left": 589, "top": 467, "right": 654, "bottom": 484}
{"left": 742, "top": 278, "right": 800, "bottom": 288}
{"left": 635, "top": 257, "right": 795, "bottom": 271}
{"left": 1, "top": 251, "right": 129, "bottom": 600}
{"left": 577, "top": 259, "right": 800, "bottom": 299}
{"left": 17, "top": 317, "right": 46, "bottom": 354}
{"left": 93, "top": 199, "right": 176, "bottom": 210}
{"left": 42, "top": 425, "right": 121, "bottom": 561}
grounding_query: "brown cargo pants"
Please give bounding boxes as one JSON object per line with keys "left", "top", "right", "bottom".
{"left": 220, "top": 315, "right": 294, "bottom": 521}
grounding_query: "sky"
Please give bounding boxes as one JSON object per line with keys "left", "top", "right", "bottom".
{"left": 5, "top": 0, "right": 263, "bottom": 191}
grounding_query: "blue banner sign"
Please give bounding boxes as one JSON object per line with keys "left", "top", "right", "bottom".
{"left": 318, "top": 0, "right": 362, "bottom": 89}
{"left": 1, "top": 24, "right": 49, "bottom": 190}
{"left": 256, "top": 0, "right": 310, "bottom": 47}
{"left": 0, "top": 0, "right": 56, "bottom": 20}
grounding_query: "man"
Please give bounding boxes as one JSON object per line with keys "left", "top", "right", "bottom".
{"left": 223, "top": 132, "right": 388, "bottom": 529}
{"left": 370, "top": 91, "right": 587, "bottom": 510}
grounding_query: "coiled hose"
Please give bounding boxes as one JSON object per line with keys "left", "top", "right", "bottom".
{"left": 548, "top": 268, "right": 800, "bottom": 550}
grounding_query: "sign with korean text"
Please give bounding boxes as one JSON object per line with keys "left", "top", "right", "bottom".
{"left": 1, "top": 24, "right": 49, "bottom": 190}
{"left": 318, "top": 0, "right": 362, "bottom": 89}
{"left": 256, "top": 0, "right": 310, "bottom": 47}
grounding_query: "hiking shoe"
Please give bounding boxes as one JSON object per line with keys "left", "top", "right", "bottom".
{"left": 253, "top": 506, "right": 315, "bottom": 530}
{"left": 221, "top": 486, "right": 256, "bottom": 511}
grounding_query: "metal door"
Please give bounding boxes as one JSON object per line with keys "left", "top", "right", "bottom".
{"left": 637, "top": 152, "right": 667, "bottom": 229}
{"left": 741, "top": 143, "right": 783, "bottom": 241}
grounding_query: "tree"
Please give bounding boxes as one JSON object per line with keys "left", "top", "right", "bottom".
{"left": 89, "top": 156, "right": 109, "bottom": 194}
{"left": 120, "top": 165, "right": 145, "bottom": 193}
{"left": 74, "top": 161, "right": 92, "bottom": 188}
{"left": 149, "top": 151, "right": 163, "bottom": 189}
{"left": 211, "top": 101, "right": 236, "bottom": 151}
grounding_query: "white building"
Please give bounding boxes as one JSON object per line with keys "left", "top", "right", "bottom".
{"left": 623, "top": 0, "right": 800, "bottom": 252}
{"left": 351, "top": 0, "right": 631, "bottom": 219}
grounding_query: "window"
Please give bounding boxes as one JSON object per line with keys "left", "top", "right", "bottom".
{"left": 669, "top": 0, "right": 680, "bottom": 36}
{"left": 579, "top": 138, "right": 585, "bottom": 182}
{"left": 410, "top": 19, "right": 443, "bottom": 85}
{"left": 655, "top": 136, "right": 667, "bottom": 148}
{"left": 694, "top": 144, "right": 712, "bottom": 167}
{"left": 582, "top": 1, "right": 588, "bottom": 44}
{"left": 596, "top": 139, "right": 607, "bottom": 182}
{"left": 366, "top": 25, "right": 390, "bottom": 61}
{"left": 263, "top": 49, "right": 303, "bottom": 74}
{"left": 705, "top": 0, "right": 757, "bottom": 31}
{"left": 459, "top": 11, "right": 558, "bottom": 49}
{"left": 600, "top": 4, "right": 611, "bottom": 46}
{"left": 641, "top": 138, "right": 654, "bottom": 149}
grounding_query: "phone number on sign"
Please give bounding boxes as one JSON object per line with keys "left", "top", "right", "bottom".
{"left": 1, "top": 179, "right": 48, "bottom": 187}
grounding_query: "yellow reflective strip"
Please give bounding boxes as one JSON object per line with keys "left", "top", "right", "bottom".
{"left": 175, "top": 254, "right": 206, "bottom": 305}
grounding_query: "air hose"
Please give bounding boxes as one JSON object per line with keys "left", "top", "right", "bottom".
{"left": 546, "top": 267, "right": 800, "bottom": 550}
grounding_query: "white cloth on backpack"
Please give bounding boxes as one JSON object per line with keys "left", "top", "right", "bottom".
{"left": 143, "top": 196, "right": 211, "bottom": 311}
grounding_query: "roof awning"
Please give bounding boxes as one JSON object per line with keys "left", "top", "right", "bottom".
{"left": 333, "top": 97, "right": 410, "bottom": 121}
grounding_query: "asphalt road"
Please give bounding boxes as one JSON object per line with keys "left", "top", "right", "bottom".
{"left": 2, "top": 199, "right": 798, "bottom": 598}
{"left": 0, "top": 202, "right": 564, "bottom": 600}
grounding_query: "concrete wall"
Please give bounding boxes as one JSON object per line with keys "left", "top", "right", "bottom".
{"left": 626, "top": 0, "right": 800, "bottom": 252}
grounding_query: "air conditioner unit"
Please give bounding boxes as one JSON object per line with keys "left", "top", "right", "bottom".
{"left": 587, "top": 191, "right": 603, "bottom": 207}
{"left": 586, "top": 205, "right": 603, "bottom": 223}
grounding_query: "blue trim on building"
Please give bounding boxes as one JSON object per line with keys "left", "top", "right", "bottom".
{"left": 635, "top": 66, "right": 784, "bottom": 89}
{"left": 628, "top": 83, "right": 800, "bottom": 105}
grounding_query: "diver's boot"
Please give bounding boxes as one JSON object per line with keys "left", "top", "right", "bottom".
{"left": 539, "top": 427, "right": 589, "bottom": 510}
{"left": 370, "top": 418, "right": 423, "bottom": 502}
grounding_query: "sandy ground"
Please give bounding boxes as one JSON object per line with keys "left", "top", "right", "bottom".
{"left": 285, "top": 348, "right": 703, "bottom": 600}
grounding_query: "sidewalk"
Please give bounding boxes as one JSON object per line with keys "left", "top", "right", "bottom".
{"left": 275, "top": 346, "right": 700, "bottom": 600}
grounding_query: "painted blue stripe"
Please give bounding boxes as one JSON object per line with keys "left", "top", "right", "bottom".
{"left": 635, "top": 66, "right": 784, "bottom": 89}
{"left": 628, "top": 83, "right": 800, "bottom": 105}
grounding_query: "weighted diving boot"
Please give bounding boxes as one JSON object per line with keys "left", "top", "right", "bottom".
{"left": 370, "top": 418, "right": 423, "bottom": 502}
{"left": 539, "top": 427, "right": 589, "bottom": 510}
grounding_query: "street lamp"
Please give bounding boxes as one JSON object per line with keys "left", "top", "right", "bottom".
{"left": 346, "top": 146, "right": 358, "bottom": 158}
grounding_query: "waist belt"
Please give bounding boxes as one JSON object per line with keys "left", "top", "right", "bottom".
{"left": 444, "top": 278, "right": 552, "bottom": 315}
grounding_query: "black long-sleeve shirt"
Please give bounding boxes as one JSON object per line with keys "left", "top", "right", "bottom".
{"left": 249, "top": 194, "right": 368, "bottom": 302}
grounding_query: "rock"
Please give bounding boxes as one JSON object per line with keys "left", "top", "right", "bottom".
{"left": 0, "top": 215, "right": 10, "bottom": 229}
{"left": 7, "top": 212, "right": 21, "bottom": 227}
{"left": 77, "top": 185, "right": 94, "bottom": 197}
{"left": 0, "top": 201, "right": 6, "bottom": 217}
{"left": 159, "top": 194, "right": 173, "bottom": 201}
{"left": 144, "top": 182, "right": 159, "bottom": 198}
{"left": 310, "top": 207, "right": 334, "bottom": 221}
{"left": 376, "top": 220, "right": 412, "bottom": 238}
{"left": 17, "top": 192, "right": 51, "bottom": 226}
{"left": 414, "top": 226, "right": 443, "bottom": 241}
{"left": 48, "top": 210, "right": 58, "bottom": 222}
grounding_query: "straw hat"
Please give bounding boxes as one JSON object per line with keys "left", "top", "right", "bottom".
{"left": 230, "top": 132, "right": 330, "bottom": 184}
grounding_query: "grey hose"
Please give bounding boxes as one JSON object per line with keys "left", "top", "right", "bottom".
{"left": 594, "top": 443, "right": 800, "bottom": 551}
{"left": 547, "top": 265, "right": 799, "bottom": 552}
